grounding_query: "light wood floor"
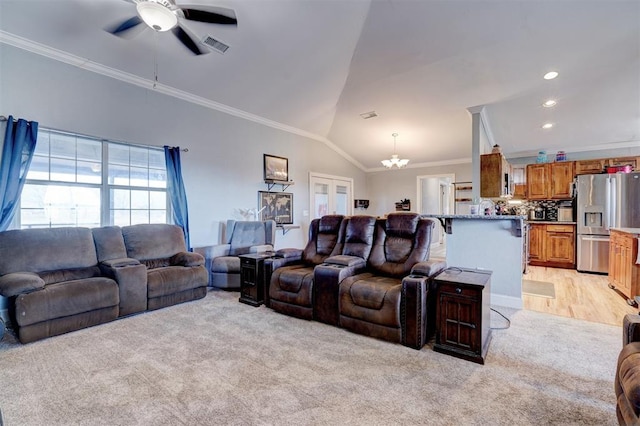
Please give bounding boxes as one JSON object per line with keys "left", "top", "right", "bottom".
{"left": 523, "top": 266, "right": 637, "bottom": 326}
{"left": 430, "top": 243, "right": 637, "bottom": 326}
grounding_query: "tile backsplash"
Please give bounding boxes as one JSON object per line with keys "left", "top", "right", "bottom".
{"left": 496, "top": 200, "right": 566, "bottom": 220}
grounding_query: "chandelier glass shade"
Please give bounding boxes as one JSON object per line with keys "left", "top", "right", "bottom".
{"left": 137, "top": 1, "right": 178, "bottom": 32}
{"left": 381, "top": 133, "right": 409, "bottom": 168}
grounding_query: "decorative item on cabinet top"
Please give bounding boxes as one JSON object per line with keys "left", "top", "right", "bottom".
{"left": 395, "top": 199, "right": 411, "bottom": 211}
{"left": 354, "top": 199, "right": 370, "bottom": 209}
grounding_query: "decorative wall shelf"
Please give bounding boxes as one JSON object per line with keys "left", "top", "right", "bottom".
{"left": 277, "top": 224, "right": 300, "bottom": 235}
{"left": 265, "top": 179, "right": 294, "bottom": 191}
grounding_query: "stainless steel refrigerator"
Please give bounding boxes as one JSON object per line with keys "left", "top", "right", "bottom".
{"left": 576, "top": 172, "right": 640, "bottom": 273}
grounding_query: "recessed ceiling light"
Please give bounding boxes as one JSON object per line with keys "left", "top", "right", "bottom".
{"left": 542, "top": 123, "right": 554, "bottom": 129}
{"left": 543, "top": 99, "right": 557, "bottom": 108}
{"left": 544, "top": 71, "right": 559, "bottom": 80}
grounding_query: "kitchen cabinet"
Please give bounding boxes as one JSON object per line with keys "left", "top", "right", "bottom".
{"left": 609, "top": 229, "right": 640, "bottom": 303}
{"left": 575, "top": 159, "right": 606, "bottom": 175}
{"left": 528, "top": 223, "right": 545, "bottom": 263}
{"left": 528, "top": 223, "right": 575, "bottom": 268}
{"left": 480, "top": 153, "right": 511, "bottom": 198}
{"left": 607, "top": 157, "right": 638, "bottom": 170}
{"left": 526, "top": 162, "right": 574, "bottom": 200}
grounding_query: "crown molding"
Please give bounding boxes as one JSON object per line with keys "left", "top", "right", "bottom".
{"left": 0, "top": 30, "right": 368, "bottom": 171}
{"left": 506, "top": 139, "right": 640, "bottom": 159}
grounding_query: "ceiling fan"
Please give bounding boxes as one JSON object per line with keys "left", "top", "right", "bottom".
{"left": 107, "top": 0, "right": 237, "bottom": 55}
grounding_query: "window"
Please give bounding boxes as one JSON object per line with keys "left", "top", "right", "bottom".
{"left": 18, "top": 129, "right": 168, "bottom": 229}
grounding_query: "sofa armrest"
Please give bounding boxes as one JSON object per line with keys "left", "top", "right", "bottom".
{"left": 322, "top": 255, "right": 366, "bottom": 268}
{"left": 275, "top": 248, "right": 303, "bottom": 261}
{"left": 193, "top": 244, "right": 231, "bottom": 259}
{"left": 313, "top": 260, "right": 367, "bottom": 326}
{"left": 170, "top": 252, "right": 205, "bottom": 267}
{"left": 101, "top": 258, "right": 140, "bottom": 268}
{"left": 623, "top": 314, "right": 640, "bottom": 346}
{"left": 411, "top": 259, "right": 447, "bottom": 278}
{"left": 99, "top": 261, "right": 148, "bottom": 316}
{"left": 250, "top": 244, "right": 274, "bottom": 254}
{"left": 0, "top": 272, "right": 45, "bottom": 297}
{"left": 401, "top": 274, "right": 429, "bottom": 349}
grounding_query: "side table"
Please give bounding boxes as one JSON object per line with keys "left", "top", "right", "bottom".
{"left": 433, "top": 267, "right": 492, "bottom": 364}
{"left": 239, "top": 252, "right": 276, "bottom": 306}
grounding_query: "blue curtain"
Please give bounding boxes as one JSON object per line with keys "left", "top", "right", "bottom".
{"left": 0, "top": 116, "right": 38, "bottom": 231}
{"left": 164, "top": 146, "right": 191, "bottom": 250}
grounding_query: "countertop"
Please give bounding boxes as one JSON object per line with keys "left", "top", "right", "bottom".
{"left": 611, "top": 228, "right": 640, "bottom": 235}
{"left": 526, "top": 220, "right": 577, "bottom": 225}
{"left": 422, "top": 214, "right": 526, "bottom": 220}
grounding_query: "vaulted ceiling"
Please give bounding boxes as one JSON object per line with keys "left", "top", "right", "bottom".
{"left": 1, "top": 0, "right": 638, "bottom": 171}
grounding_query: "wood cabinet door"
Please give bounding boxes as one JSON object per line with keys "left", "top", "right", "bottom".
{"left": 480, "top": 153, "right": 503, "bottom": 198}
{"left": 576, "top": 159, "right": 605, "bottom": 175}
{"left": 545, "top": 231, "right": 575, "bottom": 265}
{"left": 438, "top": 290, "right": 479, "bottom": 353}
{"left": 528, "top": 224, "right": 545, "bottom": 262}
{"left": 526, "top": 164, "right": 548, "bottom": 200}
{"left": 607, "top": 157, "right": 638, "bottom": 170}
{"left": 549, "top": 162, "right": 575, "bottom": 199}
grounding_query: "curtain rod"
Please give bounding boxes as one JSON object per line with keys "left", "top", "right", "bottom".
{"left": 0, "top": 115, "right": 188, "bottom": 151}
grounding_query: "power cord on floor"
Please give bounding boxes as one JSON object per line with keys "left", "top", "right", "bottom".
{"left": 490, "top": 307, "right": 511, "bottom": 330}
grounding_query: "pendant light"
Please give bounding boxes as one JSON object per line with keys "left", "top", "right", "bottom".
{"left": 381, "top": 133, "right": 409, "bottom": 168}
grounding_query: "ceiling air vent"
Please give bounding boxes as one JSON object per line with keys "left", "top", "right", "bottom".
{"left": 202, "top": 36, "right": 229, "bottom": 54}
{"left": 360, "top": 111, "right": 378, "bottom": 119}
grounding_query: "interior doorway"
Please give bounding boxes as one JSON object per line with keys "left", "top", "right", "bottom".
{"left": 417, "top": 174, "right": 455, "bottom": 250}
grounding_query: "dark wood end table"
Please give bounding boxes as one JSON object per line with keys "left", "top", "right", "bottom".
{"left": 433, "top": 267, "right": 492, "bottom": 364}
{"left": 239, "top": 252, "right": 276, "bottom": 306}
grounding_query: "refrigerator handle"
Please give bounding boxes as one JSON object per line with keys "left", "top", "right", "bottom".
{"left": 607, "top": 176, "right": 617, "bottom": 230}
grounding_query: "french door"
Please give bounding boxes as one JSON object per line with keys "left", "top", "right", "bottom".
{"left": 309, "top": 173, "right": 353, "bottom": 219}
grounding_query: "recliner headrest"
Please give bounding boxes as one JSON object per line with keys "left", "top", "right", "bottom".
{"left": 319, "top": 215, "right": 344, "bottom": 234}
{"left": 385, "top": 213, "right": 420, "bottom": 238}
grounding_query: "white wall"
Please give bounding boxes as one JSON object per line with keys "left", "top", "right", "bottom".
{"left": 366, "top": 163, "right": 472, "bottom": 218}
{"left": 0, "top": 45, "right": 367, "bottom": 249}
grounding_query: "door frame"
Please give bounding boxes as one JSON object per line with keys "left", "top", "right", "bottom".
{"left": 309, "top": 172, "right": 354, "bottom": 219}
{"left": 417, "top": 173, "right": 455, "bottom": 245}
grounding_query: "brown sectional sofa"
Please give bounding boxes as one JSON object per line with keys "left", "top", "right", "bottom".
{"left": 0, "top": 224, "right": 208, "bottom": 343}
{"left": 616, "top": 314, "right": 640, "bottom": 425}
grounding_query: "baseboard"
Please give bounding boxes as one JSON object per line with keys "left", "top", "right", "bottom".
{"left": 490, "top": 293, "right": 523, "bottom": 309}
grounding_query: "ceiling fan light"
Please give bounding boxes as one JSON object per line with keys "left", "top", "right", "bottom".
{"left": 137, "top": 2, "right": 177, "bottom": 32}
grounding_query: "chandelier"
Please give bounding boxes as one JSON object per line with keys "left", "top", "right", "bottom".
{"left": 381, "top": 133, "right": 409, "bottom": 168}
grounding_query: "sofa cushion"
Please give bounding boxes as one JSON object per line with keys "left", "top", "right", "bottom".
{"left": 15, "top": 277, "right": 119, "bottom": 327}
{"left": 618, "top": 341, "right": 640, "bottom": 419}
{"left": 0, "top": 227, "right": 98, "bottom": 275}
{"left": 122, "top": 224, "right": 186, "bottom": 261}
{"left": 38, "top": 266, "right": 102, "bottom": 285}
{"left": 92, "top": 226, "right": 128, "bottom": 261}
{"left": 147, "top": 266, "right": 208, "bottom": 298}
{"left": 228, "top": 221, "right": 268, "bottom": 255}
{"left": 340, "top": 275, "right": 402, "bottom": 328}
{"left": 270, "top": 265, "right": 314, "bottom": 306}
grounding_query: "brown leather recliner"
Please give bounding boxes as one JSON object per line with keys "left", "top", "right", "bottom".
{"left": 616, "top": 314, "right": 640, "bottom": 425}
{"left": 267, "top": 215, "right": 345, "bottom": 319}
{"left": 338, "top": 213, "right": 446, "bottom": 349}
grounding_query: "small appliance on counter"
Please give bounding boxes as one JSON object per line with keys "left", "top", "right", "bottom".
{"left": 529, "top": 206, "right": 545, "bottom": 221}
{"left": 557, "top": 200, "right": 574, "bottom": 222}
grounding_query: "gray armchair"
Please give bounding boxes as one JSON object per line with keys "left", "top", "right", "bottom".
{"left": 194, "top": 220, "right": 276, "bottom": 289}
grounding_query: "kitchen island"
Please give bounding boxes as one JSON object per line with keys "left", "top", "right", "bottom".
{"left": 423, "top": 214, "right": 526, "bottom": 309}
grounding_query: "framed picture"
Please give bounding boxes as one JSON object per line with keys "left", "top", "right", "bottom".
{"left": 263, "top": 154, "right": 289, "bottom": 181}
{"left": 259, "top": 191, "right": 293, "bottom": 224}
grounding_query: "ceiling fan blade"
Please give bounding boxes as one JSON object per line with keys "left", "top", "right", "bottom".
{"left": 107, "top": 16, "right": 143, "bottom": 36}
{"left": 172, "top": 24, "right": 209, "bottom": 55}
{"left": 178, "top": 5, "right": 238, "bottom": 26}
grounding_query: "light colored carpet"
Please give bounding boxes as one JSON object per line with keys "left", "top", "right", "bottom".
{"left": 522, "top": 279, "right": 556, "bottom": 298}
{"left": 0, "top": 290, "right": 621, "bottom": 425}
